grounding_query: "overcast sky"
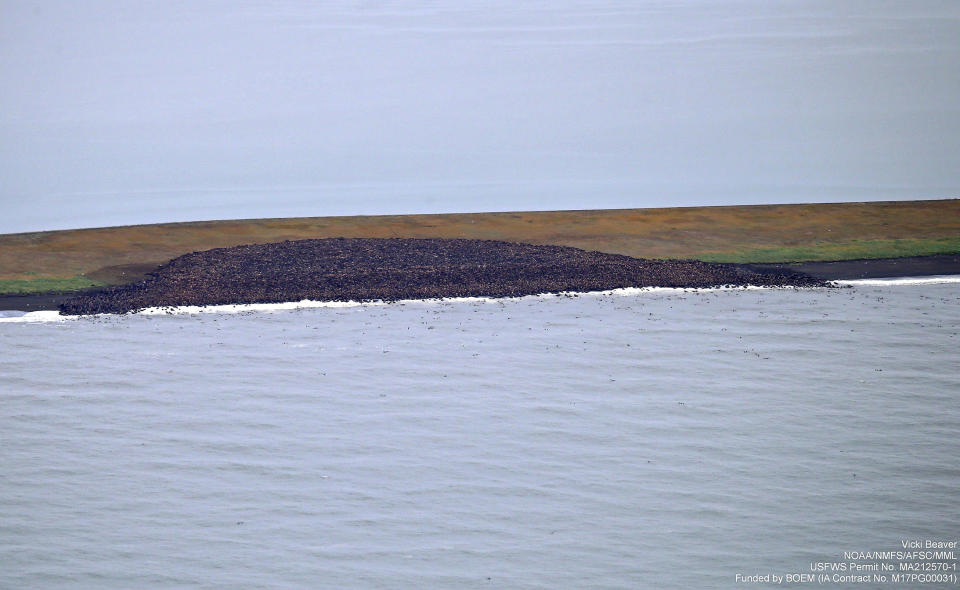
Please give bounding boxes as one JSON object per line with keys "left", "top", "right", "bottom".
{"left": 1, "top": 1, "right": 958, "bottom": 233}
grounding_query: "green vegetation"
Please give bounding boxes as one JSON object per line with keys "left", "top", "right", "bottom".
{"left": 0, "top": 276, "right": 104, "bottom": 295}
{"left": 693, "top": 237, "right": 960, "bottom": 264}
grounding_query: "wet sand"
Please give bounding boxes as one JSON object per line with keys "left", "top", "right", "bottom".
{"left": 747, "top": 254, "right": 960, "bottom": 280}
{"left": 0, "top": 292, "right": 78, "bottom": 312}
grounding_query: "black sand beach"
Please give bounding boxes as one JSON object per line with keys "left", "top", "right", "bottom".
{"left": 55, "top": 238, "right": 826, "bottom": 315}
{"left": 746, "top": 253, "right": 960, "bottom": 280}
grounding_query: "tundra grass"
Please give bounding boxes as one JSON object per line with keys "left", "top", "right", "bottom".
{"left": 0, "top": 276, "right": 104, "bottom": 295}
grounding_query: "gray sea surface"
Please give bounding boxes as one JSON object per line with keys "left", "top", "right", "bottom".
{"left": 2, "top": 281, "right": 959, "bottom": 588}
{"left": 2, "top": 1, "right": 959, "bottom": 233}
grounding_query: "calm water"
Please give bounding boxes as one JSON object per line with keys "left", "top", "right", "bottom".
{"left": 1, "top": 281, "right": 958, "bottom": 588}
{"left": 3, "top": 1, "right": 959, "bottom": 233}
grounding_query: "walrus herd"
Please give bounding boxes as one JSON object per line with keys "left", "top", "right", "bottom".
{"left": 58, "top": 238, "right": 829, "bottom": 315}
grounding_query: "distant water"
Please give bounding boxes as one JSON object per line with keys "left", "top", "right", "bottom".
{"left": 3, "top": 1, "right": 959, "bottom": 233}
{"left": 2, "top": 281, "right": 958, "bottom": 588}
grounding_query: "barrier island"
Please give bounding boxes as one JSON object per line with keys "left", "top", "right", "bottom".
{"left": 58, "top": 238, "right": 827, "bottom": 315}
{"left": 2, "top": 200, "right": 958, "bottom": 311}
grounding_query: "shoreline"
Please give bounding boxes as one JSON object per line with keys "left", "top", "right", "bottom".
{"left": 4, "top": 277, "right": 959, "bottom": 323}
{"left": 2, "top": 251, "right": 956, "bottom": 313}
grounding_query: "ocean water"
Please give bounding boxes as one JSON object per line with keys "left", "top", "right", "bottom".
{"left": 2, "top": 280, "right": 958, "bottom": 588}
{"left": 3, "top": 1, "right": 959, "bottom": 233}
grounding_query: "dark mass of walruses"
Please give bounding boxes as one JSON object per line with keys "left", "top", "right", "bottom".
{"left": 58, "top": 238, "right": 830, "bottom": 315}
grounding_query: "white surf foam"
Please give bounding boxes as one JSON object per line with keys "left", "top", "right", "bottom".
{"left": 135, "top": 286, "right": 789, "bottom": 316}
{"left": 0, "top": 285, "right": 788, "bottom": 321}
{"left": 833, "top": 275, "right": 960, "bottom": 286}
{"left": 0, "top": 310, "right": 69, "bottom": 323}
{"left": 21, "top": 278, "right": 953, "bottom": 322}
